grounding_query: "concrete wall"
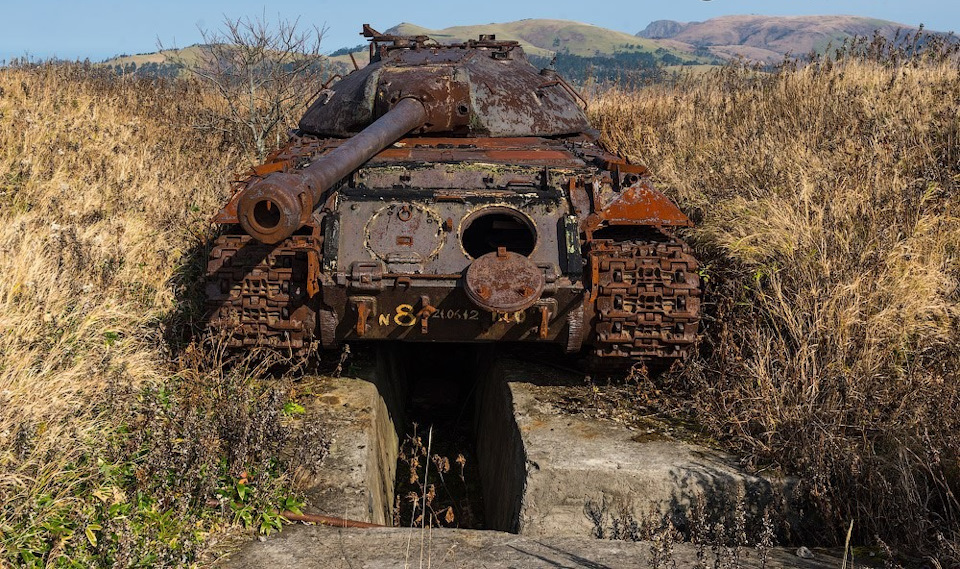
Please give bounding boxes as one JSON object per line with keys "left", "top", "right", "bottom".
{"left": 368, "top": 346, "right": 408, "bottom": 525}
{"left": 473, "top": 358, "right": 801, "bottom": 539}
{"left": 473, "top": 359, "right": 527, "bottom": 532}
{"left": 294, "top": 348, "right": 407, "bottom": 525}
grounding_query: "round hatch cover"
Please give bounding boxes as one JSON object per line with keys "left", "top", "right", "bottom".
{"left": 464, "top": 247, "right": 545, "bottom": 313}
{"left": 364, "top": 203, "right": 444, "bottom": 263}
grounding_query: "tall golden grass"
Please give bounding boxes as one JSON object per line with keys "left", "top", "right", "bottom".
{"left": 592, "top": 53, "right": 960, "bottom": 557}
{"left": 0, "top": 65, "right": 309, "bottom": 567}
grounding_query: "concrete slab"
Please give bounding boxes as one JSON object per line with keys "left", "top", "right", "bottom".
{"left": 220, "top": 524, "right": 866, "bottom": 569}
{"left": 476, "top": 359, "right": 798, "bottom": 537}
{"left": 222, "top": 350, "right": 821, "bottom": 569}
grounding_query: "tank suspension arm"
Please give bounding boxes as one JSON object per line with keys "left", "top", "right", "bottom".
{"left": 237, "top": 97, "right": 428, "bottom": 244}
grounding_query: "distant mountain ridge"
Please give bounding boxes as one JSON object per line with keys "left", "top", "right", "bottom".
{"left": 100, "top": 16, "right": 952, "bottom": 79}
{"left": 638, "top": 15, "right": 944, "bottom": 63}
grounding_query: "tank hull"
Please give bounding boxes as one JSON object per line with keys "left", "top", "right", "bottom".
{"left": 206, "top": 134, "right": 700, "bottom": 366}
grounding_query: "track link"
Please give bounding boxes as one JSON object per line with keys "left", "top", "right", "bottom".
{"left": 587, "top": 237, "right": 700, "bottom": 366}
{"left": 204, "top": 234, "right": 323, "bottom": 354}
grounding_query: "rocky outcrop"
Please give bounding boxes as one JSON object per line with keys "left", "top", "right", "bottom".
{"left": 637, "top": 19, "right": 692, "bottom": 39}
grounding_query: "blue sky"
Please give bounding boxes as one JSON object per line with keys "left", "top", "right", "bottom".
{"left": 2, "top": 0, "right": 958, "bottom": 63}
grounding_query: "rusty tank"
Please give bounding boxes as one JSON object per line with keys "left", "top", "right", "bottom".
{"left": 205, "top": 25, "right": 701, "bottom": 368}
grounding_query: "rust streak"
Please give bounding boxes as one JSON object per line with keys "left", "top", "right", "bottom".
{"left": 281, "top": 511, "right": 383, "bottom": 529}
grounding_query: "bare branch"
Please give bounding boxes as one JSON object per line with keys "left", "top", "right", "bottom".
{"left": 184, "top": 14, "right": 331, "bottom": 161}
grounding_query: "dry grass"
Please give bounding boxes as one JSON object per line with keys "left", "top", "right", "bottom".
{"left": 591, "top": 49, "right": 960, "bottom": 559}
{"left": 0, "top": 64, "right": 312, "bottom": 567}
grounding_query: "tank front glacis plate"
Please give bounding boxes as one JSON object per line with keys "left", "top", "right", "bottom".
{"left": 322, "top": 157, "right": 585, "bottom": 348}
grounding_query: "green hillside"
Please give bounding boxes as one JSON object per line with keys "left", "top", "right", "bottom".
{"left": 102, "top": 44, "right": 354, "bottom": 78}
{"left": 102, "top": 46, "right": 210, "bottom": 76}
{"left": 321, "top": 20, "right": 715, "bottom": 82}
{"left": 103, "top": 15, "right": 950, "bottom": 82}
{"left": 99, "top": 19, "right": 716, "bottom": 80}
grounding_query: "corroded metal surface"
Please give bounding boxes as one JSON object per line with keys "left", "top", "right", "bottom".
{"left": 586, "top": 239, "right": 700, "bottom": 361}
{"left": 465, "top": 248, "right": 546, "bottom": 313}
{"left": 204, "top": 25, "right": 702, "bottom": 368}
{"left": 299, "top": 28, "right": 591, "bottom": 138}
{"left": 237, "top": 97, "right": 428, "bottom": 244}
{"left": 205, "top": 234, "right": 323, "bottom": 353}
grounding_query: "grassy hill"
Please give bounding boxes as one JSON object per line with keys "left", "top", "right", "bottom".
{"left": 105, "top": 45, "right": 208, "bottom": 67}
{"left": 102, "top": 15, "right": 954, "bottom": 80}
{"left": 323, "top": 19, "right": 715, "bottom": 82}
{"left": 103, "top": 44, "right": 354, "bottom": 78}
{"left": 105, "top": 19, "right": 683, "bottom": 74}
{"left": 638, "top": 14, "right": 946, "bottom": 63}
{"left": 102, "top": 45, "right": 208, "bottom": 76}
{"left": 327, "top": 15, "right": 952, "bottom": 79}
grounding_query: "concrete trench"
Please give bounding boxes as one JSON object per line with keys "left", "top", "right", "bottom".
{"left": 290, "top": 348, "right": 408, "bottom": 526}
{"left": 224, "top": 347, "right": 847, "bottom": 568}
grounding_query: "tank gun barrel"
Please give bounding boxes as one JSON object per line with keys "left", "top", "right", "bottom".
{"left": 237, "top": 97, "right": 428, "bottom": 244}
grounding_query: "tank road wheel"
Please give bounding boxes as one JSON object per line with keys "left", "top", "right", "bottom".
{"left": 586, "top": 236, "right": 701, "bottom": 372}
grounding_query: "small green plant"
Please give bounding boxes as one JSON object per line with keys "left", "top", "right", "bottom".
{"left": 102, "top": 330, "right": 120, "bottom": 346}
{"left": 217, "top": 471, "right": 305, "bottom": 535}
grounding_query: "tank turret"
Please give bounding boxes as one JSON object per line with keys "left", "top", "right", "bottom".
{"left": 239, "top": 27, "right": 590, "bottom": 244}
{"left": 205, "top": 25, "right": 701, "bottom": 368}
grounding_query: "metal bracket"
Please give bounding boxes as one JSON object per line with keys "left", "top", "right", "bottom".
{"left": 533, "top": 298, "right": 558, "bottom": 340}
{"left": 350, "top": 297, "right": 377, "bottom": 337}
{"left": 417, "top": 295, "right": 438, "bottom": 334}
{"left": 348, "top": 261, "right": 384, "bottom": 292}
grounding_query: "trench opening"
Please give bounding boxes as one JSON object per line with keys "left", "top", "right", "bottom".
{"left": 362, "top": 347, "right": 810, "bottom": 542}
{"left": 461, "top": 208, "right": 537, "bottom": 258}
{"left": 390, "top": 344, "right": 490, "bottom": 529}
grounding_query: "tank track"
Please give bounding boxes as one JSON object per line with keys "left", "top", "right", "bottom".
{"left": 204, "top": 234, "right": 323, "bottom": 355}
{"left": 587, "top": 236, "right": 700, "bottom": 366}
